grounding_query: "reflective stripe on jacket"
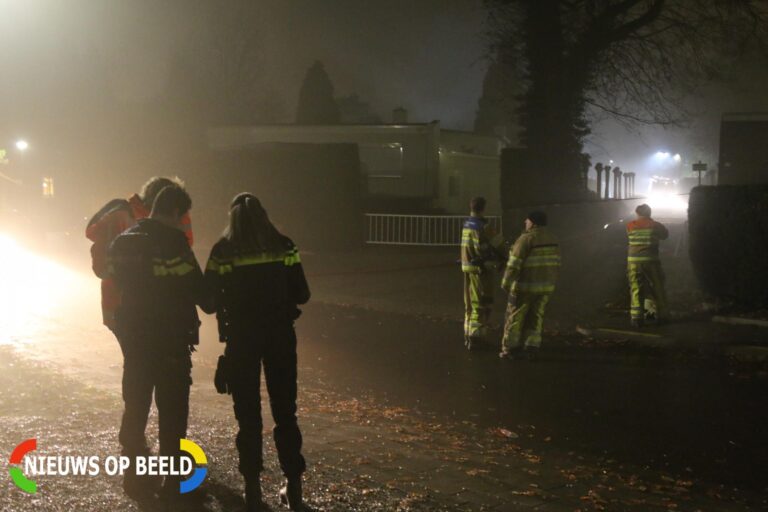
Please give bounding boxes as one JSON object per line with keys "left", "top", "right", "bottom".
{"left": 87, "top": 195, "right": 195, "bottom": 329}
{"left": 107, "top": 218, "right": 205, "bottom": 349}
{"left": 502, "top": 226, "right": 560, "bottom": 294}
{"left": 460, "top": 215, "right": 504, "bottom": 273}
{"left": 626, "top": 217, "right": 668, "bottom": 263}
{"left": 205, "top": 238, "right": 310, "bottom": 343}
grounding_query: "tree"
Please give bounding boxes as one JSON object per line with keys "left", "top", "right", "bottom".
{"left": 485, "top": 0, "right": 768, "bottom": 203}
{"left": 473, "top": 53, "right": 523, "bottom": 143}
{"left": 295, "top": 61, "right": 341, "bottom": 125}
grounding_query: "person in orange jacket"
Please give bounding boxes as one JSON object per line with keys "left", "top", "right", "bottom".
{"left": 86, "top": 177, "right": 193, "bottom": 339}
{"left": 626, "top": 203, "right": 669, "bottom": 327}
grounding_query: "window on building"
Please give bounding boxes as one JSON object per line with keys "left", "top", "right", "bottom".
{"left": 42, "top": 177, "right": 55, "bottom": 198}
{"left": 359, "top": 143, "right": 403, "bottom": 177}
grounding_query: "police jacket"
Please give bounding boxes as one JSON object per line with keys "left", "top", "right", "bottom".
{"left": 108, "top": 218, "right": 206, "bottom": 351}
{"left": 501, "top": 226, "right": 561, "bottom": 295}
{"left": 460, "top": 214, "right": 504, "bottom": 273}
{"left": 626, "top": 216, "right": 668, "bottom": 263}
{"left": 86, "top": 197, "right": 194, "bottom": 329}
{"left": 204, "top": 237, "right": 310, "bottom": 343}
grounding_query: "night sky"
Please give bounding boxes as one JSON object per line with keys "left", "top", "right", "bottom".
{"left": 0, "top": 0, "right": 766, "bottom": 174}
{"left": 0, "top": 0, "right": 487, "bottom": 129}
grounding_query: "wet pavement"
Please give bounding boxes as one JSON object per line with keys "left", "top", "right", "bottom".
{"left": 295, "top": 304, "right": 768, "bottom": 492}
{"left": 1, "top": 233, "right": 767, "bottom": 510}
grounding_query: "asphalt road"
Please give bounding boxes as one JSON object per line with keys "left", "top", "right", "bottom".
{"left": 274, "top": 302, "right": 768, "bottom": 493}
{"left": 3, "top": 227, "right": 767, "bottom": 504}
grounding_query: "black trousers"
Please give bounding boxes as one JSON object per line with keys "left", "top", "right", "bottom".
{"left": 118, "top": 344, "right": 192, "bottom": 461}
{"left": 226, "top": 322, "right": 306, "bottom": 479}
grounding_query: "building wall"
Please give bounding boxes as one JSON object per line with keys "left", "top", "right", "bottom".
{"left": 437, "top": 130, "right": 503, "bottom": 214}
{"left": 718, "top": 114, "right": 768, "bottom": 185}
{"left": 208, "top": 124, "right": 440, "bottom": 199}
{"left": 439, "top": 152, "right": 501, "bottom": 214}
{"left": 207, "top": 124, "right": 503, "bottom": 214}
{"left": 192, "top": 143, "right": 363, "bottom": 250}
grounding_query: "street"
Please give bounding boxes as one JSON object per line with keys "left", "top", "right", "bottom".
{"left": 1, "top": 234, "right": 766, "bottom": 511}
{"left": 3, "top": 2, "right": 768, "bottom": 510}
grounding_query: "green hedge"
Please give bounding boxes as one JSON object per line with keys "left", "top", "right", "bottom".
{"left": 688, "top": 185, "right": 768, "bottom": 305}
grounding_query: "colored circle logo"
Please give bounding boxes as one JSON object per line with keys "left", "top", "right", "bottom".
{"left": 179, "top": 439, "right": 207, "bottom": 494}
{"left": 9, "top": 438, "right": 37, "bottom": 494}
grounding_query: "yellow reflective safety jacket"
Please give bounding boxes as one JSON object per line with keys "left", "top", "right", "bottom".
{"left": 461, "top": 214, "right": 504, "bottom": 273}
{"left": 626, "top": 216, "right": 668, "bottom": 263}
{"left": 205, "top": 237, "right": 310, "bottom": 343}
{"left": 501, "top": 226, "right": 561, "bottom": 294}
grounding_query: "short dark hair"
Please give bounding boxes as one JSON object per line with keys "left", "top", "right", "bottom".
{"left": 152, "top": 185, "right": 192, "bottom": 217}
{"left": 527, "top": 211, "right": 547, "bottom": 226}
{"left": 140, "top": 176, "right": 185, "bottom": 209}
{"left": 636, "top": 203, "right": 652, "bottom": 217}
{"left": 470, "top": 196, "right": 486, "bottom": 213}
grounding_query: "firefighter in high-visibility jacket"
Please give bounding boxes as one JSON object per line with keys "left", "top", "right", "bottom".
{"left": 461, "top": 197, "right": 505, "bottom": 350}
{"left": 626, "top": 203, "right": 669, "bottom": 327}
{"left": 500, "top": 211, "right": 560, "bottom": 360}
{"left": 86, "top": 176, "right": 194, "bottom": 335}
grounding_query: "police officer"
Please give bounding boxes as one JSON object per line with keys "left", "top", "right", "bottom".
{"left": 499, "top": 211, "right": 561, "bottom": 360}
{"left": 460, "top": 197, "right": 505, "bottom": 350}
{"left": 108, "top": 185, "right": 207, "bottom": 501}
{"left": 204, "top": 193, "right": 310, "bottom": 511}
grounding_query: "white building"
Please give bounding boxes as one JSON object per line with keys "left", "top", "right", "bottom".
{"left": 207, "top": 119, "right": 505, "bottom": 214}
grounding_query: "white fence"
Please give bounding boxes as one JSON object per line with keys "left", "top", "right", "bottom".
{"left": 365, "top": 214, "right": 503, "bottom": 246}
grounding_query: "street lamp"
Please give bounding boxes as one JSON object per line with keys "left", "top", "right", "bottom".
{"left": 15, "top": 140, "right": 29, "bottom": 152}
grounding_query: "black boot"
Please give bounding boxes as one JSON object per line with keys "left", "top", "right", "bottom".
{"left": 122, "top": 446, "right": 160, "bottom": 501}
{"left": 244, "top": 475, "right": 263, "bottom": 512}
{"left": 279, "top": 478, "right": 304, "bottom": 511}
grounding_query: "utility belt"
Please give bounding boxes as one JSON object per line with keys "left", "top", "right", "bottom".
{"left": 115, "top": 310, "right": 201, "bottom": 350}
{"left": 217, "top": 306, "right": 301, "bottom": 342}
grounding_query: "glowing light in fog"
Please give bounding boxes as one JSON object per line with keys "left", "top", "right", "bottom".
{"left": 15, "top": 140, "right": 28, "bottom": 151}
{"left": 0, "top": 233, "right": 81, "bottom": 343}
{"left": 673, "top": 154, "right": 681, "bottom": 161}
{"left": 646, "top": 193, "right": 688, "bottom": 212}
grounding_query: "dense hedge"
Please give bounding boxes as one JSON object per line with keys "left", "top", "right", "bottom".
{"left": 688, "top": 185, "right": 768, "bottom": 305}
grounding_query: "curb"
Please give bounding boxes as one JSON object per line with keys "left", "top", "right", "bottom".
{"left": 712, "top": 316, "right": 768, "bottom": 328}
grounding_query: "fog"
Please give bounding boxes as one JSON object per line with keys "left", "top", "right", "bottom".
{"left": 1, "top": 0, "right": 767, "bottom": 241}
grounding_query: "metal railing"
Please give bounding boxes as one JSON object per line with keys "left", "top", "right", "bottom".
{"left": 365, "top": 214, "right": 503, "bottom": 246}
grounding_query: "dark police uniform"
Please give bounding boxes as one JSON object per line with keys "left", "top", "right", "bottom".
{"left": 108, "top": 218, "right": 206, "bottom": 461}
{"left": 205, "top": 236, "right": 310, "bottom": 480}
